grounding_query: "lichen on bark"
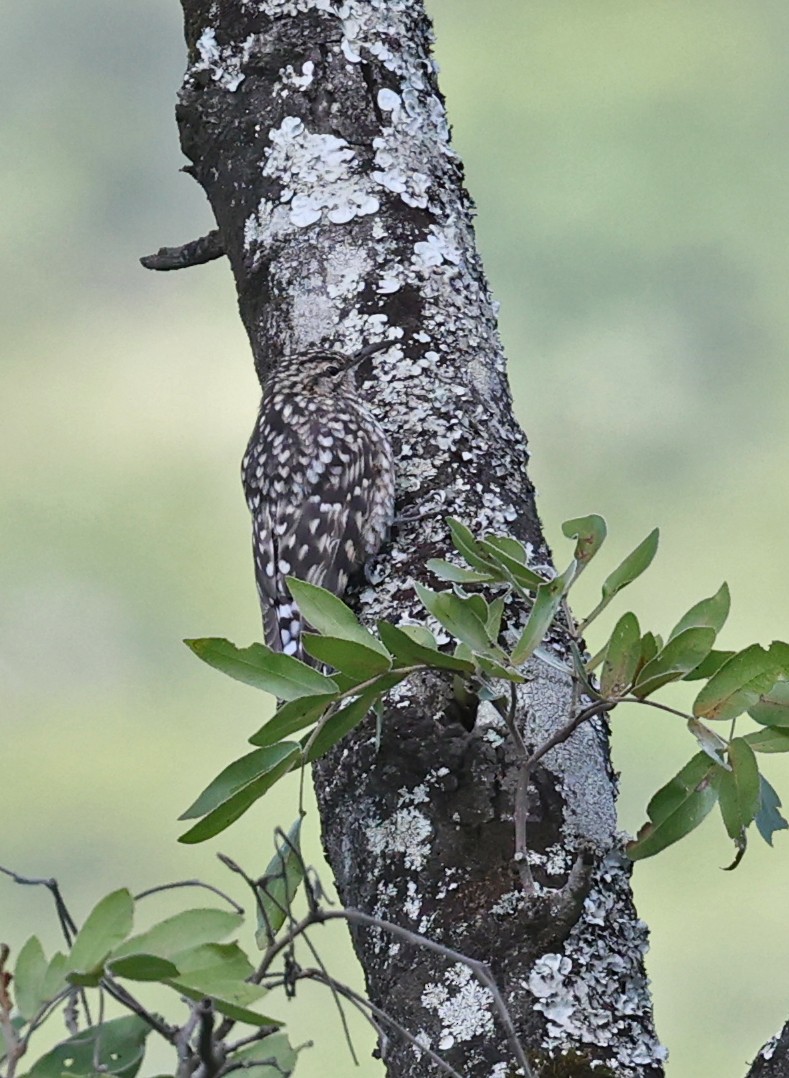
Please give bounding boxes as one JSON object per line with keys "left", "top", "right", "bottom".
{"left": 175, "top": 0, "right": 666, "bottom": 1073}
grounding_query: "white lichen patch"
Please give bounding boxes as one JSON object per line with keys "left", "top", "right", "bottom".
{"left": 192, "top": 27, "right": 246, "bottom": 91}
{"left": 517, "top": 662, "right": 616, "bottom": 852}
{"left": 421, "top": 964, "right": 495, "bottom": 1051}
{"left": 527, "top": 854, "right": 668, "bottom": 1073}
{"left": 760, "top": 1034, "right": 779, "bottom": 1061}
{"left": 367, "top": 803, "right": 432, "bottom": 872}
{"left": 491, "top": 889, "right": 527, "bottom": 917}
{"left": 279, "top": 59, "right": 315, "bottom": 91}
{"left": 271, "top": 116, "right": 379, "bottom": 228}
{"left": 412, "top": 224, "right": 463, "bottom": 271}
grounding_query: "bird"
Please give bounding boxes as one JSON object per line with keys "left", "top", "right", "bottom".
{"left": 241, "top": 342, "right": 395, "bottom": 661}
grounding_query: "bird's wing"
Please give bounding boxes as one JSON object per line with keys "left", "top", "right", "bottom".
{"left": 246, "top": 410, "right": 379, "bottom": 658}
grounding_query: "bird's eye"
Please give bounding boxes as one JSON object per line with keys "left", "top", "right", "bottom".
{"left": 325, "top": 364, "right": 342, "bottom": 377}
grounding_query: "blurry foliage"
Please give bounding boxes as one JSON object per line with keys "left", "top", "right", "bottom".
{"left": 2, "top": 2, "right": 789, "bottom": 1076}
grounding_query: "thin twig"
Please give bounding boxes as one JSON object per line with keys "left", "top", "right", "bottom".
{"left": 225, "top": 1028, "right": 284, "bottom": 1054}
{"left": 495, "top": 684, "right": 534, "bottom": 891}
{"left": 101, "top": 977, "right": 178, "bottom": 1042}
{"left": 524, "top": 699, "right": 613, "bottom": 772}
{"left": 298, "top": 926, "right": 359, "bottom": 1066}
{"left": 331, "top": 910, "right": 535, "bottom": 1078}
{"left": 134, "top": 879, "right": 243, "bottom": 913}
{"left": 0, "top": 866, "right": 92, "bottom": 1025}
{"left": 91, "top": 989, "right": 105, "bottom": 1072}
{"left": 255, "top": 907, "right": 533, "bottom": 1077}
{"left": 626, "top": 697, "right": 695, "bottom": 723}
{"left": 299, "top": 968, "right": 465, "bottom": 1078}
{"left": 0, "top": 867, "right": 78, "bottom": 944}
{"left": 175, "top": 1002, "right": 201, "bottom": 1076}
{"left": 301, "top": 665, "right": 423, "bottom": 761}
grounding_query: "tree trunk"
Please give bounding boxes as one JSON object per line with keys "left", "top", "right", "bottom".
{"left": 174, "top": 2, "right": 665, "bottom": 1074}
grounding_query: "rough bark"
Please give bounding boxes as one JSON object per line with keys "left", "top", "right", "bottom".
{"left": 748, "top": 1025, "right": 789, "bottom": 1078}
{"left": 174, "top": 2, "right": 665, "bottom": 1074}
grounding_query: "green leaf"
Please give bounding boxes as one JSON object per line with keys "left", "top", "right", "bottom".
{"left": 626, "top": 753, "right": 719, "bottom": 860}
{"left": 112, "top": 909, "right": 243, "bottom": 962}
{"left": 166, "top": 943, "right": 278, "bottom": 1027}
{"left": 668, "top": 583, "right": 730, "bottom": 643}
{"left": 305, "top": 688, "right": 392, "bottom": 762}
{"left": 446, "top": 517, "right": 501, "bottom": 573}
{"left": 475, "top": 655, "right": 526, "bottom": 682}
{"left": 486, "top": 595, "right": 507, "bottom": 639}
{"left": 14, "top": 937, "right": 48, "bottom": 1021}
{"left": 602, "top": 529, "right": 659, "bottom": 600}
{"left": 40, "top": 953, "right": 68, "bottom": 1001}
{"left": 744, "top": 727, "right": 789, "bottom": 753}
{"left": 511, "top": 564, "right": 574, "bottom": 665}
{"left": 25, "top": 1016, "right": 150, "bottom": 1078}
{"left": 584, "top": 528, "right": 659, "bottom": 628}
{"left": 599, "top": 612, "right": 641, "bottom": 697}
{"left": 457, "top": 588, "right": 490, "bottom": 625}
{"left": 693, "top": 643, "right": 785, "bottom": 722}
{"left": 561, "top": 514, "right": 607, "bottom": 569}
{"left": 285, "top": 579, "right": 390, "bottom": 658}
{"left": 179, "top": 744, "right": 300, "bottom": 844}
{"left": 635, "top": 631, "right": 660, "bottom": 676}
{"left": 108, "top": 954, "right": 180, "bottom": 981}
{"left": 632, "top": 627, "right": 716, "bottom": 699}
{"left": 181, "top": 743, "right": 299, "bottom": 821}
{"left": 755, "top": 775, "right": 789, "bottom": 846}
{"left": 256, "top": 818, "right": 305, "bottom": 949}
{"left": 185, "top": 638, "right": 337, "bottom": 700}
{"left": 169, "top": 977, "right": 277, "bottom": 1027}
{"left": 748, "top": 680, "right": 789, "bottom": 728}
{"left": 415, "top": 584, "right": 495, "bottom": 654}
{"left": 687, "top": 718, "right": 729, "bottom": 768}
{"left": 481, "top": 535, "right": 530, "bottom": 563}
{"left": 302, "top": 633, "right": 391, "bottom": 678}
{"left": 67, "top": 890, "right": 134, "bottom": 986}
{"left": 477, "top": 537, "right": 544, "bottom": 589}
{"left": 249, "top": 694, "right": 335, "bottom": 748}
{"left": 172, "top": 941, "right": 253, "bottom": 980}
{"left": 717, "top": 739, "right": 761, "bottom": 840}
{"left": 230, "top": 1032, "right": 298, "bottom": 1076}
{"left": 426, "top": 559, "right": 497, "bottom": 584}
{"left": 681, "top": 649, "right": 735, "bottom": 682}
{"left": 377, "top": 621, "right": 475, "bottom": 673}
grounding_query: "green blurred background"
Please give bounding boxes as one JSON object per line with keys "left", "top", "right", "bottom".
{"left": 2, "top": 2, "right": 788, "bottom": 1075}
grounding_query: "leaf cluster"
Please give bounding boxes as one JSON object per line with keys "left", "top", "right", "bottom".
{"left": 184, "top": 515, "right": 789, "bottom": 866}
{"left": 3, "top": 832, "right": 310, "bottom": 1078}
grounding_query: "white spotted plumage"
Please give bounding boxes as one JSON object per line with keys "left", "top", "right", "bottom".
{"left": 242, "top": 347, "right": 395, "bottom": 661}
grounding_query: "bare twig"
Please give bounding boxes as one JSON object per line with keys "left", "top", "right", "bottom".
{"left": 134, "top": 878, "right": 243, "bottom": 913}
{"left": 0, "top": 867, "right": 78, "bottom": 945}
{"left": 524, "top": 698, "right": 613, "bottom": 772}
{"left": 253, "top": 905, "right": 533, "bottom": 1077}
{"left": 101, "top": 977, "right": 178, "bottom": 1042}
{"left": 626, "top": 697, "right": 695, "bottom": 723}
{"left": 0, "top": 866, "right": 92, "bottom": 1025}
{"left": 495, "top": 684, "right": 535, "bottom": 892}
{"left": 298, "top": 968, "right": 465, "bottom": 1078}
{"left": 334, "top": 909, "right": 535, "bottom": 1078}
{"left": 140, "top": 230, "right": 224, "bottom": 271}
{"left": 91, "top": 990, "right": 105, "bottom": 1072}
{"left": 175, "top": 1002, "right": 201, "bottom": 1078}
{"left": 64, "top": 991, "right": 79, "bottom": 1036}
{"left": 297, "top": 924, "right": 359, "bottom": 1066}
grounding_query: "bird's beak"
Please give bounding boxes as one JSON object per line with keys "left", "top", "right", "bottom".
{"left": 354, "top": 339, "right": 392, "bottom": 364}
